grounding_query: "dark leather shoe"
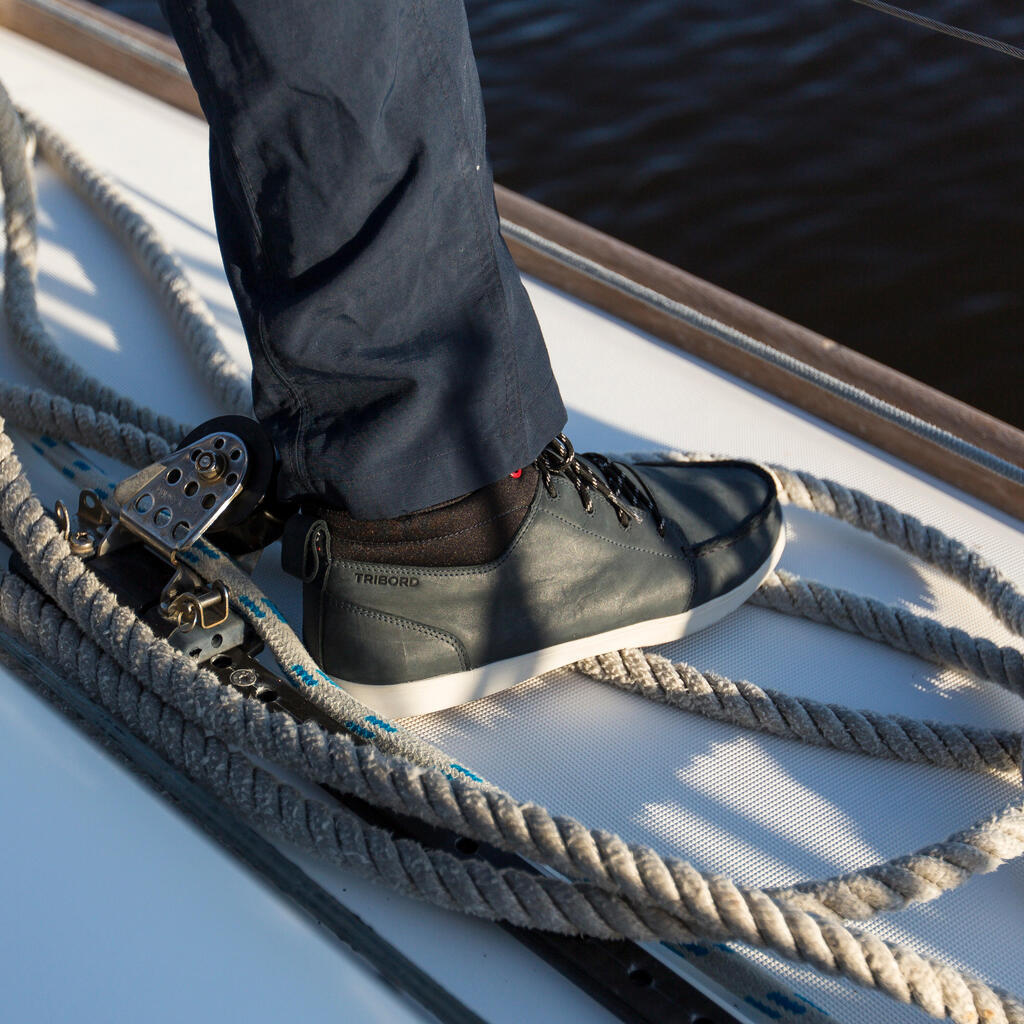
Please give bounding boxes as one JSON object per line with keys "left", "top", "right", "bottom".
{"left": 282, "top": 437, "right": 784, "bottom": 716}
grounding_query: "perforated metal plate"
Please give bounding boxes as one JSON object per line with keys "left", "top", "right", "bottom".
{"left": 116, "top": 430, "right": 248, "bottom": 559}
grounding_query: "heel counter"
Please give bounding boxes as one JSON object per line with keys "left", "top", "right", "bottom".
{"left": 281, "top": 513, "right": 332, "bottom": 665}
{"left": 285, "top": 515, "right": 469, "bottom": 684}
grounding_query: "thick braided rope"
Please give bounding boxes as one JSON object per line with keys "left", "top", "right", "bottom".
{"left": 0, "top": 86, "right": 184, "bottom": 440}
{"left": 4, "top": 421, "right": 1021, "bottom": 1023}
{"left": 0, "top": 379, "right": 171, "bottom": 468}
{"left": 4, "top": 567, "right": 1022, "bottom": 1024}
{"left": 16, "top": 385, "right": 1024, "bottom": 950}
{"left": 0, "top": 572, "right": 696, "bottom": 945}
{"left": 5, "top": 96, "right": 1024, "bottom": 1020}
{"left": 21, "top": 109, "right": 253, "bottom": 422}
{"left": 578, "top": 648, "right": 1022, "bottom": 775}
{"left": 771, "top": 465, "right": 1024, "bottom": 640}
{"left": 19, "top": 393, "right": 1024, "bottom": 934}
{"left": 752, "top": 569, "right": 1024, "bottom": 699}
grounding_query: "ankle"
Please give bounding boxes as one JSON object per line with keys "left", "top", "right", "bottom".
{"left": 312, "top": 466, "right": 539, "bottom": 567}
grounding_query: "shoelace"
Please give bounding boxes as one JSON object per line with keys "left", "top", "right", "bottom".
{"left": 534, "top": 434, "right": 666, "bottom": 535}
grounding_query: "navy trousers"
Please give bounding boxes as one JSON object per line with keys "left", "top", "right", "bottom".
{"left": 160, "top": 0, "right": 566, "bottom": 518}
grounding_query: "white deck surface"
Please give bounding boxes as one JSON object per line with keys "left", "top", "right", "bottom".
{"left": 0, "top": 27, "right": 1022, "bottom": 1024}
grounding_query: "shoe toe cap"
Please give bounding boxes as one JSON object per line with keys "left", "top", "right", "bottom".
{"left": 636, "top": 459, "right": 782, "bottom": 603}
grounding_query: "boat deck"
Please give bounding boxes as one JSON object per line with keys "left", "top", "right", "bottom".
{"left": 0, "top": 27, "right": 1021, "bottom": 1024}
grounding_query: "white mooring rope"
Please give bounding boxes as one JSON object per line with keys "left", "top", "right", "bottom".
{"left": 2, "top": 80, "right": 1023, "bottom": 1023}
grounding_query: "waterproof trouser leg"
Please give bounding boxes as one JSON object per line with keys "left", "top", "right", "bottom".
{"left": 160, "top": 0, "right": 567, "bottom": 517}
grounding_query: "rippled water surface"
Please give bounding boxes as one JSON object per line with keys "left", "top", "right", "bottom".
{"left": 99, "top": 1, "right": 1023, "bottom": 427}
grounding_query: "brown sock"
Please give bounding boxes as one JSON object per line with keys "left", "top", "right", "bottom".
{"left": 312, "top": 466, "right": 539, "bottom": 567}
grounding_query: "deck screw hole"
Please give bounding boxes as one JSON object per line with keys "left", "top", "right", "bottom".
{"left": 627, "top": 966, "right": 653, "bottom": 988}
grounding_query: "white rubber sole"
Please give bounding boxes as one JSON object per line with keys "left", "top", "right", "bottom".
{"left": 334, "top": 527, "right": 786, "bottom": 719}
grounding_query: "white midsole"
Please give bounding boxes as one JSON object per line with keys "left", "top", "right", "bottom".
{"left": 333, "top": 528, "right": 786, "bottom": 719}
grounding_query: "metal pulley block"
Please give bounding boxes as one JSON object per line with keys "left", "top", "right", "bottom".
{"left": 54, "top": 416, "right": 289, "bottom": 563}
{"left": 51, "top": 415, "right": 292, "bottom": 660}
{"left": 113, "top": 427, "right": 250, "bottom": 562}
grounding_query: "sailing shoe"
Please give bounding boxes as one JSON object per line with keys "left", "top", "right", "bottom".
{"left": 281, "top": 436, "right": 784, "bottom": 717}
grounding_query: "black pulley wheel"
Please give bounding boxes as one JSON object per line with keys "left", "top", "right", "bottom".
{"left": 180, "top": 415, "right": 292, "bottom": 554}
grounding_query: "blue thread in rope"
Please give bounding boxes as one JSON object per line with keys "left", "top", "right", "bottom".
{"left": 344, "top": 719, "right": 375, "bottom": 741}
{"left": 364, "top": 714, "right": 397, "bottom": 733}
{"left": 448, "top": 763, "right": 483, "bottom": 783}
{"left": 289, "top": 663, "right": 320, "bottom": 687}
{"left": 237, "top": 594, "right": 264, "bottom": 618}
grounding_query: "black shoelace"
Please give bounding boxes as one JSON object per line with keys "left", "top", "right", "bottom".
{"left": 534, "top": 435, "right": 666, "bottom": 535}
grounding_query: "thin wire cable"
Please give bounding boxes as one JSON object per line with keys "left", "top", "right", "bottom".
{"left": 849, "top": 0, "right": 1024, "bottom": 60}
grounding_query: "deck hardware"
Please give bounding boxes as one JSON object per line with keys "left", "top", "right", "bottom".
{"left": 55, "top": 489, "right": 115, "bottom": 557}
{"left": 168, "top": 608, "right": 246, "bottom": 662}
{"left": 229, "top": 667, "right": 258, "bottom": 689}
{"left": 161, "top": 574, "right": 230, "bottom": 632}
{"left": 49, "top": 422, "right": 283, "bottom": 666}
{"left": 115, "top": 430, "right": 249, "bottom": 561}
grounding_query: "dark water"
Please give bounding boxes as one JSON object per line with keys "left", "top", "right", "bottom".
{"left": 102, "top": 1, "right": 1024, "bottom": 428}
